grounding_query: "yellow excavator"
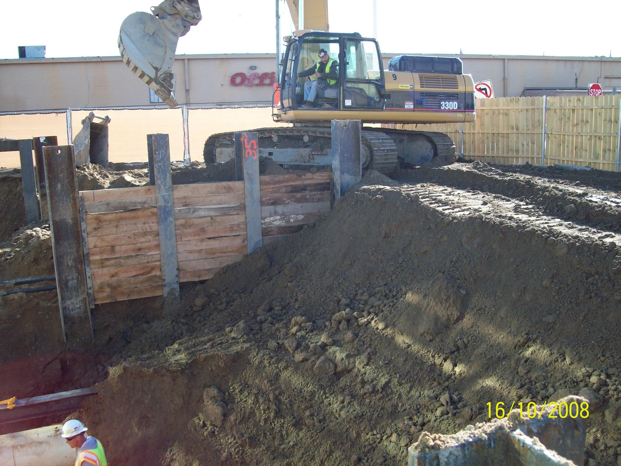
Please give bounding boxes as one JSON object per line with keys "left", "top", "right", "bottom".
{"left": 119, "top": 0, "right": 475, "bottom": 172}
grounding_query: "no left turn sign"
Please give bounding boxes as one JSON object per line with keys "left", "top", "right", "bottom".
{"left": 475, "top": 81, "right": 494, "bottom": 99}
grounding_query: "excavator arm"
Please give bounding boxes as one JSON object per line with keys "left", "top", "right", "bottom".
{"left": 118, "top": 0, "right": 328, "bottom": 108}
{"left": 118, "top": 0, "right": 202, "bottom": 107}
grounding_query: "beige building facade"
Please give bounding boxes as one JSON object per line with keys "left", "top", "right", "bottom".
{"left": 1, "top": 53, "right": 620, "bottom": 112}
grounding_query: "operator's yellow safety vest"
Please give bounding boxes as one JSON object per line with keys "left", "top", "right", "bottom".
{"left": 315, "top": 58, "right": 337, "bottom": 85}
{"left": 75, "top": 439, "right": 108, "bottom": 466}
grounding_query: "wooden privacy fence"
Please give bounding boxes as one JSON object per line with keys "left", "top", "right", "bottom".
{"left": 81, "top": 172, "right": 332, "bottom": 305}
{"left": 401, "top": 95, "right": 621, "bottom": 171}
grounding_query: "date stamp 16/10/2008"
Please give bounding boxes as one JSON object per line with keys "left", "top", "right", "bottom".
{"left": 487, "top": 400, "right": 589, "bottom": 420}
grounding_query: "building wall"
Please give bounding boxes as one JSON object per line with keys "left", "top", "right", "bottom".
{"left": 1, "top": 53, "right": 620, "bottom": 112}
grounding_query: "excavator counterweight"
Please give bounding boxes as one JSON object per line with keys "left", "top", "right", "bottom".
{"left": 118, "top": 0, "right": 202, "bottom": 107}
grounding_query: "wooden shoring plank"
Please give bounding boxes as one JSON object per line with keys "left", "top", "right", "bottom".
{"left": 43, "top": 145, "right": 93, "bottom": 351}
{"left": 91, "top": 263, "right": 162, "bottom": 284}
{"left": 176, "top": 234, "right": 247, "bottom": 252}
{"left": 87, "top": 220, "right": 159, "bottom": 238}
{"left": 261, "top": 191, "right": 331, "bottom": 207}
{"left": 173, "top": 191, "right": 246, "bottom": 208}
{"left": 85, "top": 207, "right": 158, "bottom": 228}
{"left": 262, "top": 201, "right": 331, "bottom": 218}
{"left": 174, "top": 203, "right": 246, "bottom": 219}
{"left": 175, "top": 222, "right": 247, "bottom": 242}
{"left": 259, "top": 172, "right": 332, "bottom": 187}
{"left": 94, "top": 284, "right": 163, "bottom": 304}
{"left": 87, "top": 229, "right": 160, "bottom": 249}
{"left": 237, "top": 131, "right": 262, "bottom": 254}
{"left": 262, "top": 212, "right": 325, "bottom": 228}
{"left": 177, "top": 244, "right": 248, "bottom": 262}
{"left": 178, "top": 255, "right": 245, "bottom": 273}
{"left": 92, "top": 273, "right": 163, "bottom": 293}
{"left": 0, "top": 139, "right": 19, "bottom": 152}
{"left": 174, "top": 213, "right": 246, "bottom": 230}
{"left": 90, "top": 253, "right": 161, "bottom": 272}
{"left": 84, "top": 198, "right": 157, "bottom": 214}
{"left": 259, "top": 181, "right": 331, "bottom": 196}
{"left": 173, "top": 181, "right": 244, "bottom": 198}
{"left": 85, "top": 185, "right": 155, "bottom": 203}
{"left": 89, "top": 241, "right": 161, "bottom": 260}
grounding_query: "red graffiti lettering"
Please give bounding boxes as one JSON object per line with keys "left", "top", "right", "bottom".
{"left": 244, "top": 72, "right": 261, "bottom": 87}
{"left": 260, "top": 72, "right": 276, "bottom": 86}
{"left": 243, "top": 133, "right": 258, "bottom": 160}
{"left": 230, "top": 72, "right": 247, "bottom": 86}
{"left": 230, "top": 71, "right": 276, "bottom": 87}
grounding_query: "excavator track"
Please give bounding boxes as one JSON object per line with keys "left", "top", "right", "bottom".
{"left": 203, "top": 127, "right": 455, "bottom": 174}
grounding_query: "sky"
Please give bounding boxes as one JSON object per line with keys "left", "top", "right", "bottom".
{"left": 0, "top": 0, "right": 619, "bottom": 59}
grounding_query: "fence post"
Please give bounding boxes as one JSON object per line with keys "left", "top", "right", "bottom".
{"left": 17, "top": 139, "right": 40, "bottom": 224}
{"left": 541, "top": 96, "right": 547, "bottom": 166}
{"left": 149, "top": 134, "right": 180, "bottom": 300}
{"left": 66, "top": 108, "right": 73, "bottom": 145}
{"left": 43, "top": 145, "right": 93, "bottom": 352}
{"left": 332, "top": 120, "right": 361, "bottom": 204}
{"left": 236, "top": 132, "right": 262, "bottom": 254}
{"left": 182, "top": 105, "right": 191, "bottom": 165}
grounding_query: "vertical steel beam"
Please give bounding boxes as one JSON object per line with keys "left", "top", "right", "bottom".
{"left": 147, "top": 136, "right": 156, "bottom": 186}
{"left": 332, "top": 120, "right": 362, "bottom": 203}
{"left": 32, "top": 136, "right": 58, "bottom": 190}
{"left": 149, "top": 134, "right": 180, "bottom": 299}
{"left": 18, "top": 139, "right": 40, "bottom": 224}
{"left": 43, "top": 145, "right": 93, "bottom": 352}
{"left": 236, "top": 132, "right": 262, "bottom": 254}
{"left": 234, "top": 132, "right": 245, "bottom": 182}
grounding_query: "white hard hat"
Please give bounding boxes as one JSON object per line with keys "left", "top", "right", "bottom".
{"left": 61, "top": 419, "right": 88, "bottom": 438}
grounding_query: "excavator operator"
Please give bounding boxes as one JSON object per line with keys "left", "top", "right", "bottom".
{"left": 298, "top": 49, "right": 339, "bottom": 108}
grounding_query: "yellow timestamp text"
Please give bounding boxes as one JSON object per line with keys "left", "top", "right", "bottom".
{"left": 486, "top": 401, "right": 589, "bottom": 420}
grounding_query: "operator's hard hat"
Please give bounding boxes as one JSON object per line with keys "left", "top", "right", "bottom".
{"left": 61, "top": 419, "right": 88, "bottom": 438}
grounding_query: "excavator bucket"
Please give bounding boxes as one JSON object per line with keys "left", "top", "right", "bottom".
{"left": 73, "top": 113, "right": 111, "bottom": 166}
{"left": 118, "top": 0, "right": 202, "bottom": 108}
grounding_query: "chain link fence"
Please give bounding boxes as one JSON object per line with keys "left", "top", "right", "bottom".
{"left": 0, "top": 105, "right": 281, "bottom": 169}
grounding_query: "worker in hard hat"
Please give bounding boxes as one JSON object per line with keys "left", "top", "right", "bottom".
{"left": 61, "top": 419, "right": 108, "bottom": 466}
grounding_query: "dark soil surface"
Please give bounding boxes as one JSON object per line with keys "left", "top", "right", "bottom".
{"left": 2, "top": 161, "right": 621, "bottom": 465}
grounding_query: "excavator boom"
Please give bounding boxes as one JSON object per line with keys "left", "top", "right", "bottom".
{"left": 118, "top": 0, "right": 329, "bottom": 107}
{"left": 118, "top": 0, "right": 202, "bottom": 107}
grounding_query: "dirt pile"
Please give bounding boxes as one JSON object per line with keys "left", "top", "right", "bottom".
{"left": 2, "top": 162, "right": 621, "bottom": 464}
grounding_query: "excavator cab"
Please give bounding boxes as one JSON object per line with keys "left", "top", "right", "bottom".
{"left": 275, "top": 31, "right": 386, "bottom": 117}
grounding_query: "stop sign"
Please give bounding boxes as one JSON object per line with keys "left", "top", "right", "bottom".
{"left": 589, "top": 83, "right": 603, "bottom": 96}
